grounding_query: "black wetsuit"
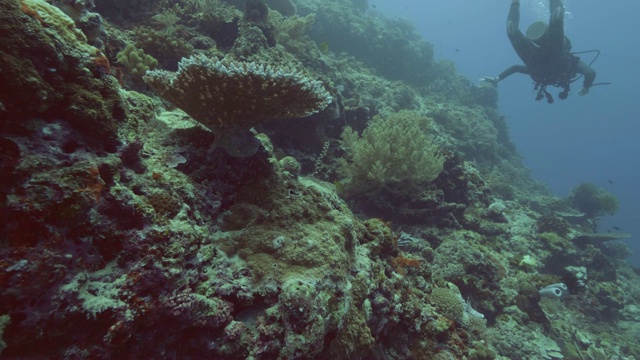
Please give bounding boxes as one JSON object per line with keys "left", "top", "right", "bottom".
{"left": 498, "top": 0, "right": 596, "bottom": 101}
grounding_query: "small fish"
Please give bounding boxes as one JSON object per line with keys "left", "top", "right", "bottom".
{"left": 607, "top": 179, "right": 614, "bottom": 185}
{"left": 612, "top": 226, "right": 621, "bottom": 231}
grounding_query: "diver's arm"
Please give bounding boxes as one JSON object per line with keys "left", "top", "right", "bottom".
{"left": 497, "top": 65, "right": 529, "bottom": 81}
{"left": 576, "top": 60, "right": 596, "bottom": 95}
{"left": 480, "top": 65, "right": 528, "bottom": 85}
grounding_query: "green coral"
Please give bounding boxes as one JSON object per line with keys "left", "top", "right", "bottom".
{"left": 135, "top": 26, "right": 194, "bottom": 70}
{"left": 539, "top": 231, "right": 572, "bottom": 252}
{"left": 429, "top": 286, "right": 465, "bottom": 323}
{"left": 0, "top": 314, "right": 9, "bottom": 353}
{"left": 0, "top": 0, "right": 123, "bottom": 149}
{"left": 569, "top": 182, "right": 619, "bottom": 218}
{"left": 339, "top": 110, "right": 444, "bottom": 188}
{"left": 116, "top": 44, "right": 158, "bottom": 77}
{"left": 266, "top": 0, "right": 297, "bottom": 16}
{"left": 468, "top": 344, "right": 497, "bottom": 360}
{"left": 276, "top": 13, "right": 315, "bottom": 44}
{"left": 221, "top": 0, "right": 296, "bottom": 16}
{"left": 537, "top": 214, "right": 570, "bottom": 236}
{"left": 429, "top": 104, "right": 499, "bottom": 162}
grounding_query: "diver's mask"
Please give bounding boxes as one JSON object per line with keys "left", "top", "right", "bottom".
{"left": 526, "top": 21, "right": 548, "bottom": 45}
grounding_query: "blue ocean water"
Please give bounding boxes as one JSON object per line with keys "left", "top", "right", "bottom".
{"left": 370, "top": 0, "right": 640, "bottom": 266}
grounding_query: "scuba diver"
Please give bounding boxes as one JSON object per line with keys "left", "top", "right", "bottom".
{"left": 482, "top": 0, "right": 596, "bottom": 103}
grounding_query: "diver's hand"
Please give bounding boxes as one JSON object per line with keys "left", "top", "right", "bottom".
{"left": 480, "top": 76, "right": 499, "bottom": 85}
{"left": 578, "top": 87, "right": 590, "bottom": 96}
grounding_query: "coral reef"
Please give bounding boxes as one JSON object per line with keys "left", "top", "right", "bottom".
{"left": 223, "top": 0, "right": 297, "bottom": 17}
{"left": 134, "top": 25, "right": 195, "bottom": 71}
{"left": 429, "top": 104, "right": 501, "bottom": 163}
{"left": 0, "top": 0, "right": 124, "bottom": 150}
{"left": 295, "top": 0, "right": 435, "bottom": 85}
{"left": 1, "top": 0, "right": 639, "bottom": 359}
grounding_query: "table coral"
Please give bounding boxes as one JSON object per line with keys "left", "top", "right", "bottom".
{"left": 144, "top": 54, "right": 332, "bottom": 156}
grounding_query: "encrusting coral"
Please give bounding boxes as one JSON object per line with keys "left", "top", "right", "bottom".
{"left": 1, "top": 0, "right": 124, "bottom": 149}
{"left": 20, "top": 0, "right": 93, "bottom": 52}
{"left": 143, "top": 54, "right": 332, "bottom": 156}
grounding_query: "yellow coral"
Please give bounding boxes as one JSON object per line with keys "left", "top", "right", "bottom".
{"left": 116, "top": 44, "right": 158, "bottom": 77}
{"left": 20, "top": 0, "right": 95, "bottom": 54}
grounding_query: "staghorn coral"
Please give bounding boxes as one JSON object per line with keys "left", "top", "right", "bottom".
{"left": 143, "top": 54, "right": 332, "bottom": 156}
{"left": 274, "top": 13, "right": 316, "bottom": 56}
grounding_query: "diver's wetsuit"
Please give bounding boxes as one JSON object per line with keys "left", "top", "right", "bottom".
{"left": 497, "top": 0, "right": 596, "bottom": 100}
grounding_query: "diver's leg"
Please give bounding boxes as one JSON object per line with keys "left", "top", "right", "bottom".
{"left": 548, "top": 0, "right": 565, "bottom": 55}
{"left": 507, "top": 0, "right": 521, "bottom": 34}
{"left": 549, "top": 0, "right": 565, "bottom": 30}
{"left": 507, "top": 1, "right": 536, "bottom": 64}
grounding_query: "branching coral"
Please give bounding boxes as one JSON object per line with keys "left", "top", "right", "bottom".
{"left": 339, "top": 110, "right": 444, "bottom": 188}
{"left": 569, "top": 182, "right": 619, "bottom": 218}
{"left": 116, "top": 43, "right": 158, "bottom": 78}
{"left": 134, "top": 26, "right": 194, "bottom": 70}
